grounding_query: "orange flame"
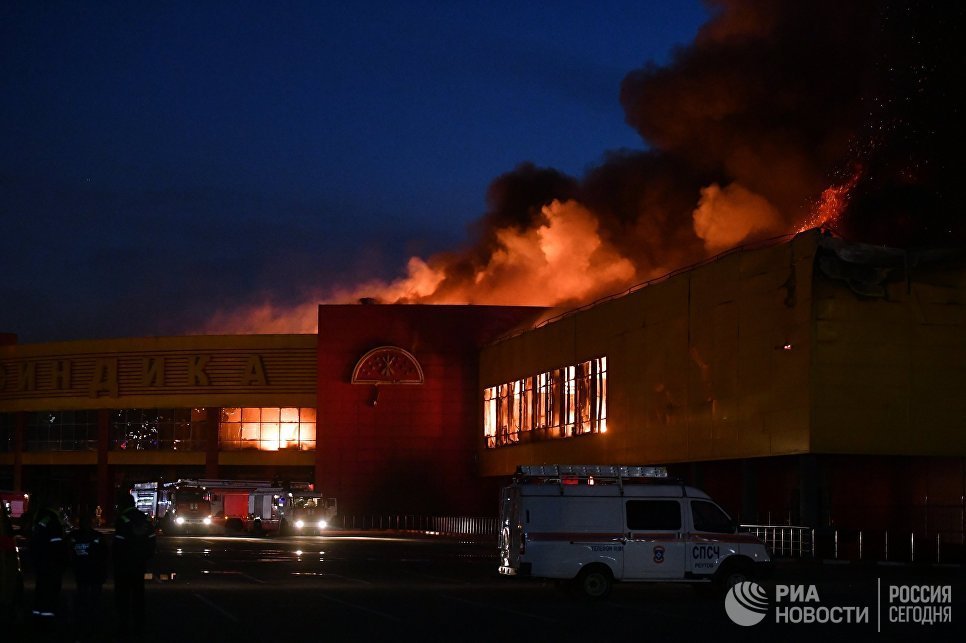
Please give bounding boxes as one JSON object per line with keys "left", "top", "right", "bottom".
{"left": 202, "top": 176, "right": 861, "bottom": 335}
{"left": 331, "top": 199, "right": 637, "bottom": 307}
{"left": 797, "top": 166, "right": 862, "bottom": 233}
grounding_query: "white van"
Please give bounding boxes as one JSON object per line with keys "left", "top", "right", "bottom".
{"left": 497, "top": 465, "right": 771, "bottom": 597}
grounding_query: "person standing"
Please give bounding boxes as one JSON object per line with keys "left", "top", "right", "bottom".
{"left": 69, "top": 511, "right": 107, "bottom": 641}
{"left": 28, "top": 492, "right": 68, "bottom": 621}
{"left": 112, "top": 490, "right": 156, "bottom": 636}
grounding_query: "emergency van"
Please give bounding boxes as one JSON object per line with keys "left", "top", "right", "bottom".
{"left": 498, "top": 465, "right": 771, "bottom": 597}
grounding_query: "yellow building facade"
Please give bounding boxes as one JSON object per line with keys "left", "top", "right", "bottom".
{"left": 479, "top": 230, "right": 966, "bottom": 535}
{"left": 0, "top": 334, "right": 317, "bottom": 513}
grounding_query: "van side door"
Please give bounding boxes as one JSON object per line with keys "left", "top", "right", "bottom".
{"left": 622, "top": 499, "right": 685, "bottom": 579}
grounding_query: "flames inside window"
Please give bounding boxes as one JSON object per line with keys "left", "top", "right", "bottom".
{"left": 483, "top": 357, "right": 607, "bottom": 449}
{"left": 219, "top": 407, "right": 316, "bottom": 451}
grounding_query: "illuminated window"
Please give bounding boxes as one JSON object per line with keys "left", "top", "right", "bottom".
{"left": 483, "top": 356, "right": 607, "bottom": 449}
{"left": 110, "top": 408, "right": 206, "bottom": 451}
{"left": 218, "top": 407, "right": 316, "bottom": 451}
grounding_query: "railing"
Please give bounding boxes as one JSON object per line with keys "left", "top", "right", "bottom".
{"left": 740, "top": 524, "right": 813, "bottom": 558}
{"left": 330, "top": 517, "right": 965, "bottom": 563}
{"left": 812, "top": 528, "right": 964, "bottom": 565}
{"left": 740, "top": 524, "right": 966, "bottom": 564}
{"left": 335, "top": 514, "right": 499, "bottom": 539}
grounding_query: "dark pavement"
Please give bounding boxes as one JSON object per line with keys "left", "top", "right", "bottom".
{"left": 7, "top": 531, "right": 965, "bottom": 642}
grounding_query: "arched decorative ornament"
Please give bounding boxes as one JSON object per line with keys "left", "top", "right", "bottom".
{"left": 351, "top": 346, "right": 424, "bottom": 385}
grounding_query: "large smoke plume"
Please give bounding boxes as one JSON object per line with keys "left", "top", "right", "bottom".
{"left": 206, "top": 1, "right": 963, "bottom": 333}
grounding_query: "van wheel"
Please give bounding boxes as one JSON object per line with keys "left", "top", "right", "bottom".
{"left": 576, "top": 565, "right": 613, "bottom": 599}
{"left": 714, "top": 558, "right": 753, "bottom": 593}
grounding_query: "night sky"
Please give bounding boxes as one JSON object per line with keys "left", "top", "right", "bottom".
{"left": 1, "top": 1, "right": 708, "bottom": 342}
{"left": 3, "top": 2, "right": 962, "bottom": 344}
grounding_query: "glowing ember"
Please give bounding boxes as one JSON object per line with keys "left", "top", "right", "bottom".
{"left": 797, "top": 167, "right": 863, "bottom": 233}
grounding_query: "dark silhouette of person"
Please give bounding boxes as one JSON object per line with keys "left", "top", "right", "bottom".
{"left": 28, "top": 491, "right": 68, "bottom": 621}
{"left": 69, "top": 511, "right": 107, "bottom": 641}
{"left": 112, "top": 490, "right": 156, "bottom": 636}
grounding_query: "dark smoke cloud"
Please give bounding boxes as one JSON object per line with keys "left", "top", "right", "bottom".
{"left": 616, "top": 0, "right": 955, "bottom": 246}
{"left": 424, "top": 1, "right": 964, "bottom": 303}
{"left": 210, "top": 1, "right": 965, "bottom": 332}
{"left": 325, "top": 0, "right": 964, "bottom": 317}
{"left": 616, "top": 0, "right": 964, "bottom": 249}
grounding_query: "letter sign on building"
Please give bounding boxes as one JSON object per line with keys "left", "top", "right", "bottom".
{"left": 242, "top": 355, "right": 268, "bottom": 386}
{"left": 88, "top": 359, "right": 118, "bottom": 398}
{"left": 188, "top": 355, "right": 210, "bottom": 386}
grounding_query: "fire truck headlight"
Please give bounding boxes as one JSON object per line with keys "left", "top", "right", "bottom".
{"left": 203, "top": 517, "right": 212, "bottom": 526}
{"left": 317, "top": 520, "right": 327, "bottom": 530}
{"left": 295, "top": 520, "right": 305, "bottom": 529}
{"left": 175, "top": 516, "right": 186, "bottom": 526}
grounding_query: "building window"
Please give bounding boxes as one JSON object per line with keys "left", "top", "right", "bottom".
{"left": 110, "top": 408, "right": 207, "bottom": 451}
{"left": 483, "top": 356, "right": 607, "bottom": 448}
{"left": 218, "top": 407, "right": 316, "bottom": 451}
{"left": 25, "top": 411, "right": 99, "bottom": 451}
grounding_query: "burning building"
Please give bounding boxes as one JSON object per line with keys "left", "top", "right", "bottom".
{"left": 478, "top": 229, "right": 966, "bottom": 543}
{"left": 2, "top": 230, "right": 965, "bottom": 546}
{"left": 2, "top": 3, "right": 964, "bottom": 555}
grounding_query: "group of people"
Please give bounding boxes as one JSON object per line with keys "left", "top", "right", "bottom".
{"left": 28, "top": 489, "right": 157, "bottom": 640}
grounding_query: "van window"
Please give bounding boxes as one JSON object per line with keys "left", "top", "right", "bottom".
{"left": 530, "top": 498, "right": 622, "bottom": 532}
{"left": 625, "top": 500, "right": 681, "bottom": 531}
{"left": 690, "top": 500, "right": 735, "bottom": 534}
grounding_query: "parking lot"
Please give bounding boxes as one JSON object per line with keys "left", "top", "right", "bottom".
{"left": 9, "top": 531, "right": 966, "bottom": 641}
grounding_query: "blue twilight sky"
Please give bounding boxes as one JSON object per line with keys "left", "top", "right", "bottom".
{"left": 1, "top": 1, "right": 709, "bottom": 343}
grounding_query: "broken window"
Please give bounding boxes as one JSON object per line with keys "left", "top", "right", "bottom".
{"left": 219, "top": 407, "right": 316, "bottom": 451}
{"left": 482, "top": 356, "right": 607, "bottom": 449}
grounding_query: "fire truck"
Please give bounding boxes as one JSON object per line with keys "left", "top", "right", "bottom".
{"left": 498, "top": 465, "right": 771, "bottom": 597}
{"left": 247, "top": 482, "right": 338, "bottom": 535}
{"left": 134, "top": 479, "right": 337, "bottom": 536}
{"left": 198, "top": 479, "right": 270, "bottom": 532}
{"left": 134, "top": 480, "right": 216, "bottom": 534}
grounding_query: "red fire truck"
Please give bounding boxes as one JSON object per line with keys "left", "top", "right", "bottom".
{"left": 247, "top": 482, "right": 338, "bottom": 535}
{"left": 134, "top": 479, "right": 337, "bottom": 536}
{"left": 198, "top": 479, "right": 270, "bottom": 532}
{"left": 134, "top": 480, "right": 216, "bottom": 534}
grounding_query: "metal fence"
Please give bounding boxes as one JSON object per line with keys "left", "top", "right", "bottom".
{"left": 740, "top": 524, "right": 813, "bottom": 558}
{"left": 332, "top": 517, "right": 965, "bottom": 563}
{"left": 740, "top": 524, "right": 966, "bottom": 564}
{"left": 336, "top": 514, "right": 499, "bottom": 538}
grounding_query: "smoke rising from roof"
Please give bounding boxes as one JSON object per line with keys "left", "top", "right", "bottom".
{"left": 206, "top": 1, "right": 964, "bottom": 333}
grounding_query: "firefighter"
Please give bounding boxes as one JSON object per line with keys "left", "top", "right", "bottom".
{"left": 112, "top": 490, "right": 156, "bottom": 636}
{"left": 69, "top": 511, "right": 107, "bottom": 641}
{"left": 28, "top": 490, "right": 69, "bottom": 620}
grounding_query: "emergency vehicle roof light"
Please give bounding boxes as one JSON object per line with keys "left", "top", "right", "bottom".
{"left": 515, "top": 464, "right": 669, "bottom": 481}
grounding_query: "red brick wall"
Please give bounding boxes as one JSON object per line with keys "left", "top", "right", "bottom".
{"left": 317, "top": 304, "right": 544, "bottom": 516}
